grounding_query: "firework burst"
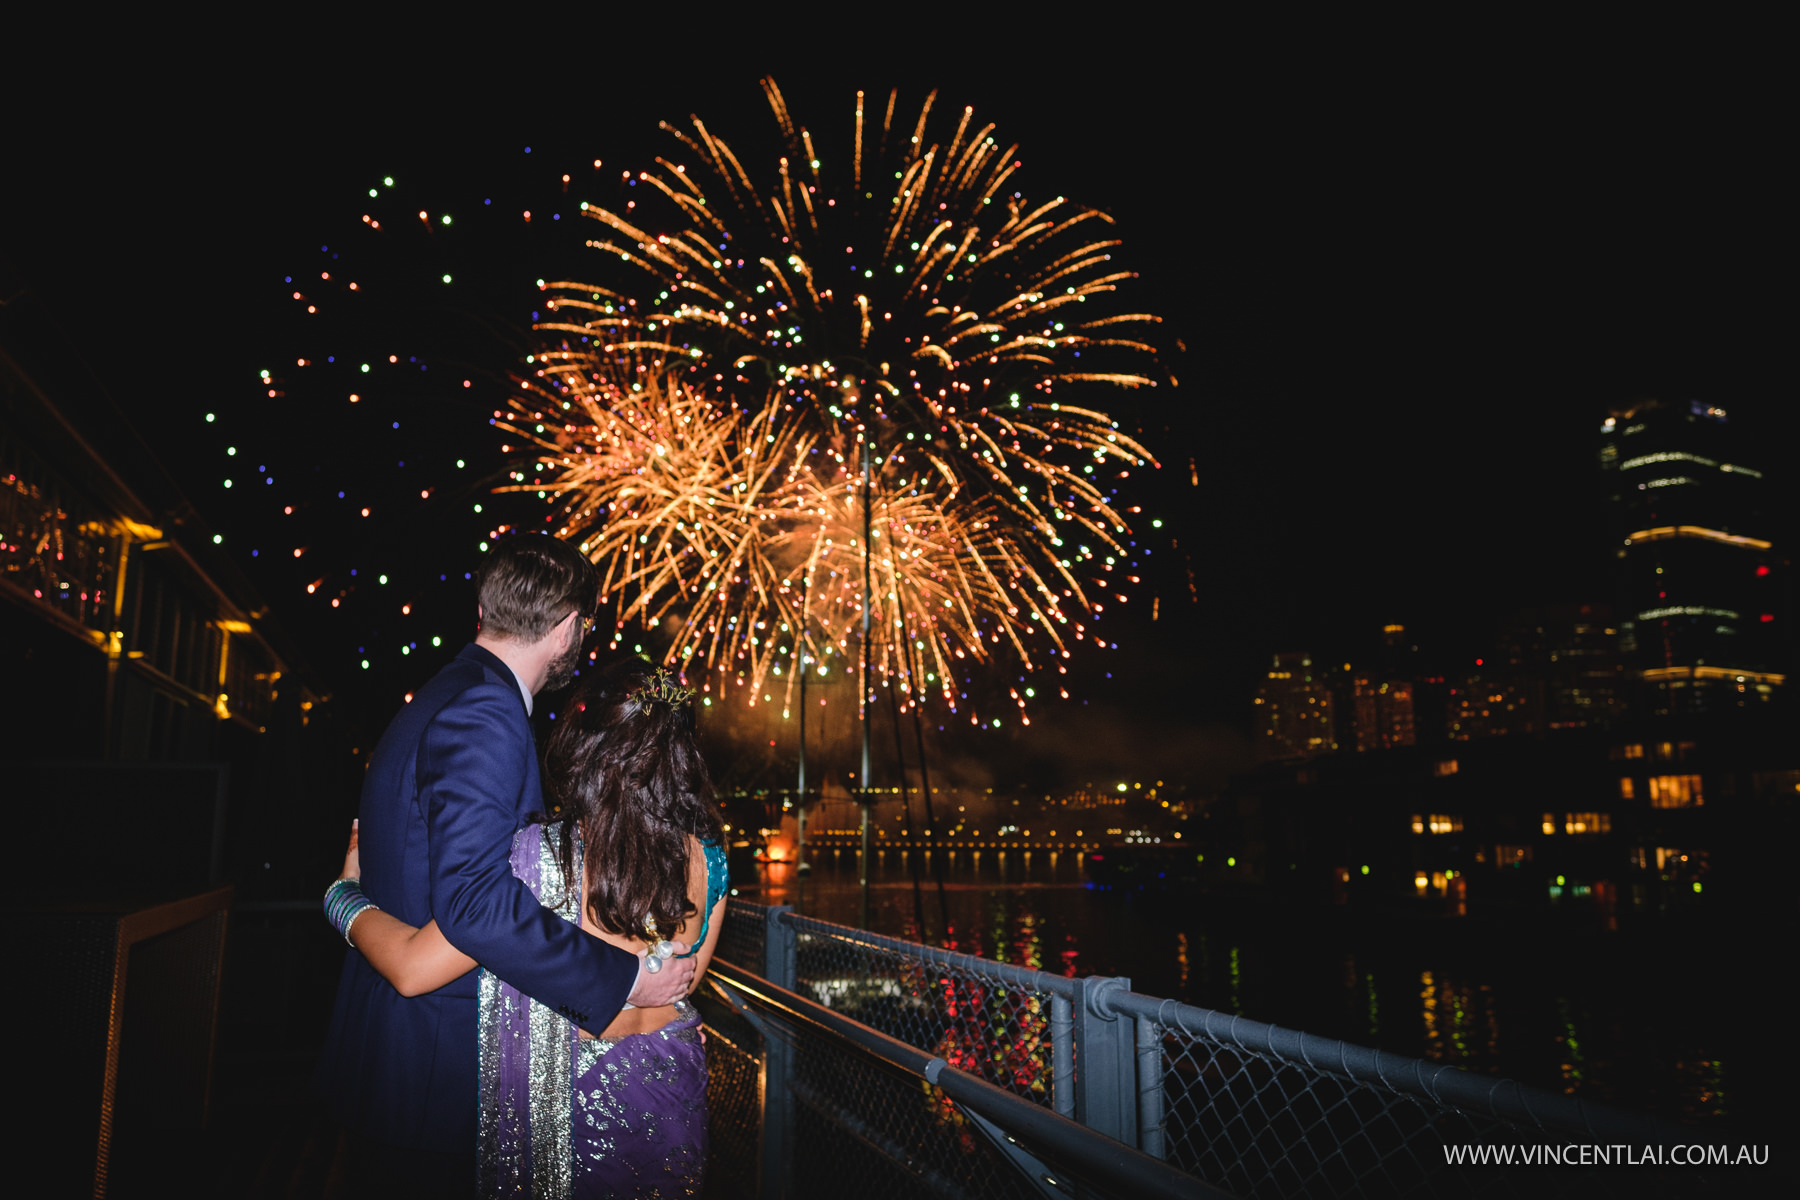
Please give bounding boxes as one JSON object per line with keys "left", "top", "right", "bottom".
{"left": 514, "top": 80, "right": 1164, "bottom": 722}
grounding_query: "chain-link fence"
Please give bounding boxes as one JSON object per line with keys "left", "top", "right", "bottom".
{"left": 701, "top": 1016, "right": 761, "bottom": 1200}
{"left": 700, "top": 957, "right": 1208, "bottom": 1200}
{"left": 710, "top": 901, "right": 1739, "bottom": 1199}
{"left": 786, "top": 1021, "right": 1051, "bottom": 1200}
{"left": 786, "top": 913, "right": 1072, "bottom": 1112}
{"left": 719, "top": 897, "right": 768, "bottom": 982}
{"left": 1129, "top": 991, "right": 1730, "bottom": 1199}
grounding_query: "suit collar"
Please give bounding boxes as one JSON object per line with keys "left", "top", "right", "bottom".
{"left": 458, "top": 642, "right": 533, "bottom": 716}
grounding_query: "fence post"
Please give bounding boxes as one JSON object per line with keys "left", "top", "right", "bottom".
{"left": 1072, "top": 975, "right": 1137, "bottom": 1146}
{"left": 757, "top": 906, "right": 796, "bottom": 1197}
{"left": 763, "top": 905, "right": 796, "bottom": 990}
{"left": 1050, "top": 993, "right": 1075, "bottom": 1119}
{"left": 1135, "top": 1014, "right": 1166, "bottom": 1159}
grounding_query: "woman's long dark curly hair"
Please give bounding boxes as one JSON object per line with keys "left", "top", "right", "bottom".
{"left": 541, "top": 659, "right": 723, "bottom": 941}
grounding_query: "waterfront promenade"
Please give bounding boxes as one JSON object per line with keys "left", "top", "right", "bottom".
{"left": 53, "top": 888, "right": 1784, "bottom": 1198}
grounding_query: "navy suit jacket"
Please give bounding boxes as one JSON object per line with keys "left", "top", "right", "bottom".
{"left": 316, "top": 643, "right": 637, "bottom": 1152}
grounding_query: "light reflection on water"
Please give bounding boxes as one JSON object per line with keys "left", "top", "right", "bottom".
{"left": 1419, "top": 970, "right": 1499, "bottom": 1068}
{"left": 1555, "top": 996, "right": 1585, "bottom": 1091}
{"left": 736, "top": 848, "right": 1745, "bottom": 1123}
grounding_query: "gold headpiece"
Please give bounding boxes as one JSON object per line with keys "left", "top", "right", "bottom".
{"left": 627, "top": 668, "right": 695, "bottom": 713}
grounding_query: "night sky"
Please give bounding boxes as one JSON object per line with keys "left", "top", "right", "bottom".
{"left": 9, "top": 28, "right": 1790, "bottom": 787}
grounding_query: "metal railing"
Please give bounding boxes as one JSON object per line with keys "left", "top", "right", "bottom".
{"left": 786, "top": 908, "right": 1076, "bottom": 1113}
{"left": 716, "top": 898, "right": 1726, "bottom": 1198}
{"left": 701, "top": 955, "right": 1213, "bottom": 1200}
{"left": 24, "top": 886, "right": 234, "bottom": 1198}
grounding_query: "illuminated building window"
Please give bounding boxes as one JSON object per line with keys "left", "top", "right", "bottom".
{"left": 1562, "top": 812, "right": 1612, "bottom": 835}
{"left": 1654, "top": 847, "right": 1696, "bottom": 871}
{"left": 1610, "top": 743, "right": 1645, "bottom": 760}
{"left": 1647, "top": 774, "right": 1704, "bottom": 808}
{"left": 1413, "top": 870, "right": 1455, "bottom": 897}
{"left": 1410, "top": 814, "right": 1425, "bottom": 835}
{"left": 1425, "top": 814, "right": 1462, "bottom": 835}
{"left": 1494, "top": 844, "right": 1532, "bottom": 866}
{"left": 1433, "top": 759, "right": 1459, "bottom": 777}
{"left": 1618, "top": 777, "right": 1635, "bottom": 800}
{"left": 1541, "top": 813, "right": 1557, "bottom": 835}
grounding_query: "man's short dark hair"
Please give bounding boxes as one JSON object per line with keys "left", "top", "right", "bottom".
{"left": 474, "top": 535, "right": 599, "bottom": 642}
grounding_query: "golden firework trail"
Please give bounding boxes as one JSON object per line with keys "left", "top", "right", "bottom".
{"left": 505, "top": 80, "right": 1164, "bottom": 723}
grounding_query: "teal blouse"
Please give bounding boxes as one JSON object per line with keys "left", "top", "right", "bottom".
{"left": 677, "top": 838, "right": 729, "bottom": 958}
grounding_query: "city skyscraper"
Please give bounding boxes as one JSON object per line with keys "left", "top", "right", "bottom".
{"left": 1444, "top": 660, "right": 1533, "bottom": 740}
{"left": 1351, "top": 625, "right": 1417, "bottom": 751}
{"left": 1599, "top": 400, "right": 1784, "bottom": 714}
{"left": 1351, "top": 674, "right": 1416, "bottom": 750}
{"left": 1253, "top": 652, "right": 1336, "bottom": 761}
{"left": 1495, "top": 604, "right": 1625, "bottom": 729}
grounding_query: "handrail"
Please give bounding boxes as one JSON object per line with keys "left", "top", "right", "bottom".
{"left": 708, "top": 957, "right": 1224, "bottom": 1200}
{"left": 766, "top": 902, "right": 1686, "bottom": 1144}
{"left": 721, "top": 896, "right": 1737, "bottom": 1199}
{"left": 782, "top": 910, "right": 1079, "bottom": 998}
{"left": 1094, "top": 986, "right": 1680, "bottom": 1145}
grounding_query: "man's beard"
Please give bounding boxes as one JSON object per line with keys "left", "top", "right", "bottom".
{"left": 542, "top": 632, "right": 583, "bottom": 693}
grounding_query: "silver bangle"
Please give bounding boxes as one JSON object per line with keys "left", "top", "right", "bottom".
{"left": 342, "top": 901, "right": 379, "bottom": 947}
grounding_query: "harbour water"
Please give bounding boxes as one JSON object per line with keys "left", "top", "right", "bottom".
{"left": 735, "top": 846, "right": 1779, "bottom": 1129}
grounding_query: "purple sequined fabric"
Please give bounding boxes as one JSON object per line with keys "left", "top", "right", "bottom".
{"left": 477, "top": 823, "right": 708, "bottom": 1198}
{"left": 478, "top": 824, "right": 577, "bottom": 1197}
{"left": 573, "top": 1006, "right": 708, "bottom": 1197}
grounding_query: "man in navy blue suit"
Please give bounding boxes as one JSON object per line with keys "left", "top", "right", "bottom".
{"left": 317, "top": 535, "right": 695, "bottom": 1194}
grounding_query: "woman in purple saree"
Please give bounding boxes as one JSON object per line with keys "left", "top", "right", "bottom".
{"left": 330, "top": 662, "right": 727, "bottom": 1197}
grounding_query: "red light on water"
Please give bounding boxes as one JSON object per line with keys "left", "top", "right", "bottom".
{"left": 1762, "top": 614, "right": 1775, "bottom": 623}
{"left": 1756, "top": 565, "right": 1771, "bottom": 576}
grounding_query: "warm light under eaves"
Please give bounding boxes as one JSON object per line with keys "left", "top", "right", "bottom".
{"left": 1624, "top": 525, "right": 1772, "bottom": 551}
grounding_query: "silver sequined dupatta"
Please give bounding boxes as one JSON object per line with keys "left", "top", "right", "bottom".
{"left": 476, "top": 824, "right": 579, "bottom": 1199}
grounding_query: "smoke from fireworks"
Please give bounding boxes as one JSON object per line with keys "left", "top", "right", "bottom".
{"left": 502, "top": 80, "right": 1165, "bottom": 723}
